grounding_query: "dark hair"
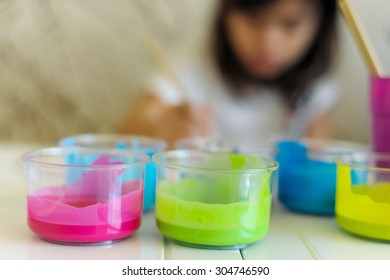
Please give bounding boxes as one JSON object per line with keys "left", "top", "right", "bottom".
{"left": 213, "top": 0, "right": 338, "bottom": 108}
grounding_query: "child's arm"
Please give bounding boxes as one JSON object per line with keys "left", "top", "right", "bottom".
{"left": 305, "top": 112, "right": 333, "bottom": 139}
{"left": 120, "top": 94, "right": 213, "bottom": 147}
{"left": 299, "top": 76, "right": 339, "bottom": 139}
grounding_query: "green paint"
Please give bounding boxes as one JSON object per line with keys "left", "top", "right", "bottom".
{"left": 206, "top": 154, "right": 265, "bottom": 171}
{"left": 156, "top": 176, "right": 272, "bottom": 247}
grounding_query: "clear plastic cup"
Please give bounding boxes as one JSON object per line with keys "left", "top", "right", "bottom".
{"left": 59, "top": 134, "right": 167, "bottom": 211}
{"left": 21, "top": 147, "right": 149, "bottom": 245}
{"left": 276, "top": 139, "right": 366, "bottom": 215}
{"left": 153, "top": 150, "right": 278, "bottom": 249}
{"left": 174, "top": 137, "right": 235, "bottom": 152}
{"left": 174, "top": 136, "right": 272, "bottom": 155}
{"left": 371, "top": 76, "right": 390, "bottom": 153}
{"left": 336, "top": 152, "right": 390, "bottom": 241}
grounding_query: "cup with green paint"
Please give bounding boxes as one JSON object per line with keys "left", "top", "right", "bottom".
{"left": 152, "top": 150, "right": 278, "bottom": 249}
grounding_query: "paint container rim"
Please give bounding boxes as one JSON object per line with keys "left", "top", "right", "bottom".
{"left": 174, "top": 136, "right": 274, "bottom": 156}
{"left": 337, "top": 151, "right": 390, "bottom": 172}
{"left": 152, "top": 150, "right": 278, "bottom": 174}
{"left": 21, "top": 146, "right": 150, "bottom": 170}
{"left": 59, "top": 133, "right": 167, "bottom": 154}
{"left": 277, "top": 138, "right": 368, "bottom": 163}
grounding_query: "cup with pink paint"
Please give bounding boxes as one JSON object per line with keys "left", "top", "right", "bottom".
{"left": 21, "top": 147, "right": 149, "bottom": 245}
{"left": 371, "top": 76, "right": 390, "bottom": 153}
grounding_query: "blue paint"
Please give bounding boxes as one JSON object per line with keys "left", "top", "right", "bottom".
{"left": 143, "top": 152, "right": 158, "bottom": 211}
{"left": 60, "top": 136, "right": 164, "bottom": 212}
{"left": 275, "top": 141, "right": 336, "bottom": 215}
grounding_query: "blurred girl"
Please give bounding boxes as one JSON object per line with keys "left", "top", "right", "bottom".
{"left": 122, "top": 0, "right": 339, "bottom": 149}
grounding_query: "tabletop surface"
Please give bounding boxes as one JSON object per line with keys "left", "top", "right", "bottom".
{"left": 1, "top": 143, "right": 389, "bottom": 260}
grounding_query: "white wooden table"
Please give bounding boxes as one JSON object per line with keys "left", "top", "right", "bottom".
{"left": 1, "top": 143, "right": 389, "bottom": 260}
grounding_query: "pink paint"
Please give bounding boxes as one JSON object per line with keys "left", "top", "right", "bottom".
{"left": 28, "top": 180, "right": 144, "bottom": 244}
{"left": 371, "top": 76, "right": 390, "bottom": 153}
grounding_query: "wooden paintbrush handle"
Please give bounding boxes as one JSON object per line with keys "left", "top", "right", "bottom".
{"left": 338, "top": 0, "right": 383, "bottom": 76}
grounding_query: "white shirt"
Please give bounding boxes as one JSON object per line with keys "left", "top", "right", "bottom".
{"left": 148, "top": 55, "right": 339, "bottom": 150}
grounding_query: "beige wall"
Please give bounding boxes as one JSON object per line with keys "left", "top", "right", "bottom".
{"left": 0, "top": 0, "right": 387, "bottom": 144}
{"left": 0, "top": 0, "right": 213, "bottom": 143}
{"left": 332, "top": 0, "right": 389, "bottom": 144}
{"left": 332, "top": 21, "right": 371, "bottom": 144}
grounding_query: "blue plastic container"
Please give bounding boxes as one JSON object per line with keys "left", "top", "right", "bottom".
{"left": 59, "top": 134, "right": 167, "bottom": 211}
{"left": 275, "top": 140, "right": 365, "bottom": 215}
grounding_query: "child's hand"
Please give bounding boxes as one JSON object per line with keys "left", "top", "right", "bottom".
{"left": 121, "top": 95, "right": 213, "bottom": 147}
{"left": 156, "top": 104, "right": 213, "bottom": 146}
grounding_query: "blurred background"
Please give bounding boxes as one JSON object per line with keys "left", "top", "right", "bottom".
{"left": 0, "top": 0, "right": 388, "bottom": 144}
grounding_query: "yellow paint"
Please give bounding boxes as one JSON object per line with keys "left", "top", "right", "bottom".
{"left": 336, "top": 163, "right": 390, "bottom": 240}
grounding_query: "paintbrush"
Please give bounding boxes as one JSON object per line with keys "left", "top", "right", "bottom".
{"left": 338, "top": 0, "right": 384, "bottom": 76}
{"left": 139, "top": 33, "right": 190, "bottom": 107}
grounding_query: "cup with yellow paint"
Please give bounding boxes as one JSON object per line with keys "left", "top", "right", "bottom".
{"left": 336, "top": 151, "right": 390, "bottom": 241}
